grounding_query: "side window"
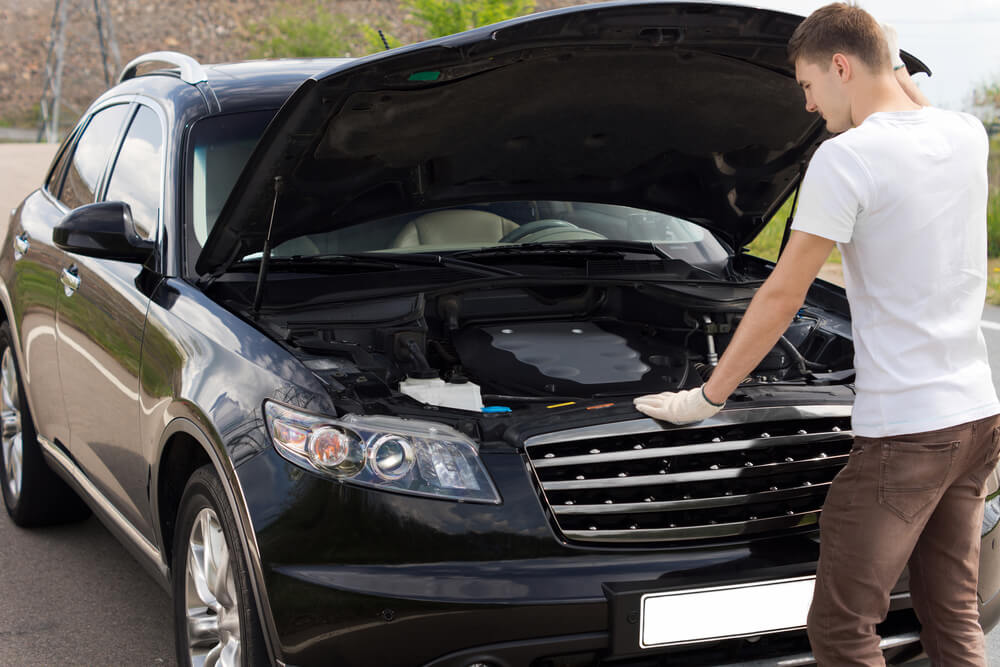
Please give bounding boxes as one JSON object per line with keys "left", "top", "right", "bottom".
{"left": 45, "top": 128, "right": 79, "bottom": 196}
{"left": 105, "top": 106, "right": 163, "bottom": 240}
{"left": 59, "top": 104, "right": 129, "bottom": 210}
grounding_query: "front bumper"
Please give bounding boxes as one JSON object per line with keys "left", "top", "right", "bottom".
{"left": 266, "top": 560, "right": 929, "bottom": 666}
{"left": 237, "top": 439, "right": 1000, "bottom": 666}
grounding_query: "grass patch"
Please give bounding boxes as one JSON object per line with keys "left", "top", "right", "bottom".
{"left": 988, "top": 258, "right": 1000, "bottom": 306}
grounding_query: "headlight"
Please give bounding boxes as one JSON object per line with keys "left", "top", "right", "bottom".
{"left": 264, "top": 401, "right": 501, "bottom": 504}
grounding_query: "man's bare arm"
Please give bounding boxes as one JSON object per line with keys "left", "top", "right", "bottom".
{"left": 702, "top": 231, "right": 835, "bottom": 404}
{"left": 895, "top": 67, "right": 931, "bottom": 107}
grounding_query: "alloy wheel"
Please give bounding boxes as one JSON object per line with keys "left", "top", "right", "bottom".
{"left": 1, "top": 347, "right": 23, "bottom": 503}
{"left": 185, "top": 507, "right": 241, "bottom": 667}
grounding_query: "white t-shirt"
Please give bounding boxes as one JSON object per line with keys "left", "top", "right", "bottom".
{"left": 790, "top": 107, "right": 999, "bottom": 437}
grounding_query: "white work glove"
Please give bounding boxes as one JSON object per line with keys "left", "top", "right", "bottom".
{"left": 633, "top": 387, "right": 724, "bottom": 425}
{"left": 881, "top": 22, "right": 905, "bottom": 70}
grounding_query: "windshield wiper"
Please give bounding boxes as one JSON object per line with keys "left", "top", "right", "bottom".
{"left": 450, "top": 239, "right": 676, "bottom": 260}
{"left": 450, "top": 240, "right": 732, "bottom": 278}
{"left": 234, "top": 252, "right": 521, "bottom": 278}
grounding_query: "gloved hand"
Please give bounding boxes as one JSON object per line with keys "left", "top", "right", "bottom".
{"left": 881, "top": 22, "right": 905, "bottom": 70}
{"left": 633, "top": 387, "right": 724, "bottom": 425}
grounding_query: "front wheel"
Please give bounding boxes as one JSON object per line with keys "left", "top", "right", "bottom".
{"left": 173, "top": 465, "right": 268, "bottom": 667}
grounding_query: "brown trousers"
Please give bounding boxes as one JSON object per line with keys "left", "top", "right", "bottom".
{"left": 806, "top": 412, "right": 1000, "bottom": 666}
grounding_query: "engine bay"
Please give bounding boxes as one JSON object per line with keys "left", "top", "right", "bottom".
{"left": 239, "top": 279, "right": 855, "bottom": 417}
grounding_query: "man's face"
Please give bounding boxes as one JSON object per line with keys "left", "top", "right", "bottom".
{"left": 795, "top": 57, "right": 852, "bottom": 133}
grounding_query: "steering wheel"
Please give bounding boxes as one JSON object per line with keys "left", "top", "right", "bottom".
{"left": 498, "top": 219, "right": 580, "bottom": 243}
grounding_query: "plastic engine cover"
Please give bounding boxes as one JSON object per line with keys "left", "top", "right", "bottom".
{"left": 452, "top": 320, "right": 690, "bottom": 398}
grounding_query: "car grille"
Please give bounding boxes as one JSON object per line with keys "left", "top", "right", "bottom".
{"left": 523, "top": 405, "right": 853, "bottom": 544}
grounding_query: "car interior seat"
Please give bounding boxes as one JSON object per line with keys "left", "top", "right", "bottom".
{"left": 390, "top": 209, "right": 519, "bottom": 248}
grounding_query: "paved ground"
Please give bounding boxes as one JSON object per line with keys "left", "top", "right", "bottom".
{"left": 1, "top": 144, "right": 999, "bottom": 664}
{"left": 0, "top": 143, "right": 175, "bottom": 664}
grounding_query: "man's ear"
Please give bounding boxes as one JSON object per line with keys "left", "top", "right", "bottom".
{"left": 831, "top": 53, "right": 852, "bottom": 81}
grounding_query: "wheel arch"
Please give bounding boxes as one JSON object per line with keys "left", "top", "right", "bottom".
{"left": 151, "top": 414, "right": 283, "bottom": 663}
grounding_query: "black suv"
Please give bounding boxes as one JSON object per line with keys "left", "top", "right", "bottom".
{"left": 3, "top": 2, "right": 998, "bottom": 665}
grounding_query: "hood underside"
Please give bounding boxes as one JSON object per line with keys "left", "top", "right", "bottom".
{"left": 196, "top": 1, "right": 929, "bottom": 277}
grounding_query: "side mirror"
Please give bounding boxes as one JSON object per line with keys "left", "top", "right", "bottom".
{"left": 53, "top": 201, "right": 156, "bottom": 263}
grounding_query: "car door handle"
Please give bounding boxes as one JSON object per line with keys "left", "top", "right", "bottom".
{"left": 61, "top": 267, "right": 80, "bottom": 295}
{"left": 12, "top": 233, "right": 28, "bottom": 259}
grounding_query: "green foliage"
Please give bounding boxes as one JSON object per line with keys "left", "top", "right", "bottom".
{"left": 402, "top": 0, "right": 535, "bottom": 39}
{"left": 989, "top": 195, "right": 1000, "bottom": 258}
{"left": 973, "top": 81, "right": 1000, "bottom": 124}
{"left": 360, "top": 24, "right": 404, "bottom": 53}
{"left": 252, "top": 0, "right": 536, "bottom": 59}
{"left": 746, "top": 195, "right": 842, "bottom": 264}
{"left": 989, "top": 137, "right": 1000, "bottom": 258}
{"left": 251, "top": 2, "right": 365, "bottom": 58}
{"left": 745, "top": 199, "right": 792, "bottom": 262}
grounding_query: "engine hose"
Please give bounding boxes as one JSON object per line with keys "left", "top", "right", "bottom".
{"left": 777, "top": 335, "right": 826, "bottom": 376}
{"left": 674, "top": 356, "right": 691, "bottom": 391}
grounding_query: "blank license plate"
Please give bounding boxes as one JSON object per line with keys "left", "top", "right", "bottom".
{"left": 640, "top": 576, "right": 816, "bottom": 648}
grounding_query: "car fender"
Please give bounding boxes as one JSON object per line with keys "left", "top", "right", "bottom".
{"left": 150, "top": 413, "right": 284, "bottom": 664}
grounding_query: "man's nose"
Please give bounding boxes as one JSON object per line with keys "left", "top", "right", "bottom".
{"left": 805, "top": 98, "right": 817, "bottom": 113}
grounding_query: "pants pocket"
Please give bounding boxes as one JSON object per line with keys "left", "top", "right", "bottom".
{"left": 971, "top": 426, "right": 1000, "bottom": 492}
{"left": 985, "top": 426, "right": 1000, "bottom": 467}
{"left": 878, "top": 440, "right": 958, "bottom": 522}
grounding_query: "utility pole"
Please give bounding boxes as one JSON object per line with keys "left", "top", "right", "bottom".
{"left": 37, "top": 0, "right": 121, "bottom": 143}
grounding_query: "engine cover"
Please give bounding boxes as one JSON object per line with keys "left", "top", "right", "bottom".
{"left": 452, "top": 320, "right": 690, "bottom": 398}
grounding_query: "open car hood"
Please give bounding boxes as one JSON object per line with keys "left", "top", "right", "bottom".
{"left": 196, "top": 0, "right": 929, "bottom": 277}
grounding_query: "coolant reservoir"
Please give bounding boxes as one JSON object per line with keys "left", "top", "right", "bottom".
{"left": 399, "top": 376, "right": 484, "bottom": 411}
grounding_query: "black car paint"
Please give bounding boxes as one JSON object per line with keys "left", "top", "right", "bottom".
{"left": 0, "top": 2, "right": 991, "bottom": 666}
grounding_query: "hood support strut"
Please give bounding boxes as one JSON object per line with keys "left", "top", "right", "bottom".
{"left": 252, "top": 176, "right": 283, "bottom": 319}
{"left": 778, "top": 161, "right": 807, "bottom": 259}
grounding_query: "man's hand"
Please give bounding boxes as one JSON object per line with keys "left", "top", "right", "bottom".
{"left": 633, "top": 387, "right": 723, "bottom": 425}
{"left": 882, "top": 21, "right": 931, "bottom": 106}
{"left": 881, "top": 23, "right": 904, "bottom": 70}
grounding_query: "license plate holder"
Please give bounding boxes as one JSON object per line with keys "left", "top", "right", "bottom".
{"left": 604, "top": 573, "right": 816, "bottom": 656}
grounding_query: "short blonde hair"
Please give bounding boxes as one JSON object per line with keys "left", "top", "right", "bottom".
{"left": 787, "top": 2, "right": 888, "bottom": 72}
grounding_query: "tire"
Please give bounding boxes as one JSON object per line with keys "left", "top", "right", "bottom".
{"left": 173, "top": 465, "right": 269, "bottom": 667}
{"left": 0, "top": 321, "right": 90, "bottom": 526}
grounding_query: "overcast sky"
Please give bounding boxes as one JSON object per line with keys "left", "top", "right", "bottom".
{"left": 745, "top": 0, "right": 1000, "bottom": 110}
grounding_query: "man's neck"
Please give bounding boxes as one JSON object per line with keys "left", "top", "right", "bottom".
{"left": 849, "top": 75, "right": 923, "bottom": 128}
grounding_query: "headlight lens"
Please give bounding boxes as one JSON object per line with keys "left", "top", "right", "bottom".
{"left": 264, "top": 401, "right": 501, "bottom": 504}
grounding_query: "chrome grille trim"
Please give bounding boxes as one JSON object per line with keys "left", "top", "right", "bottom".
{"left": 553, "top": 481, "right": 832, "bottom": 515}
{"left": 523, "top": 405, "right": 853, "bottom": 448}
{"left": 523, "top": 404, "right": 853, "bottom": 544}
{"left": 531, "top": 430, "right": 852, "bottom": 468}
{"left": 541, "top": 453, "right": 848, "bottom": 490}
{"left": 563, "top": 510, "right": 821, "bottom": 542}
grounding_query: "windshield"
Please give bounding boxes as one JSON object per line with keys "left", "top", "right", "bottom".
{"left": 186, "top": 112, "right": 730, "bottom": 273}
{"left": 263, "top": 201, "right": 730, "bottom": 269}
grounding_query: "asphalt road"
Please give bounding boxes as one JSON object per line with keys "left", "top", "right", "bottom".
{"left": 0, "top": 144, "right": 174, "bottom": 665}
{"left": 1, "top": 143, "right": 1000, "bottom": 663}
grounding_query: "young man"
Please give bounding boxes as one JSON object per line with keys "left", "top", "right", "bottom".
{"left": 633, "top": 4, "right": 1000, "bottom": 665}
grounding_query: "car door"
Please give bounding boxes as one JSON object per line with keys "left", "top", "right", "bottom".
{"left": 9, "top": 103, "right": 130, "bottom": 450}
{"left": 54, "top": 102, "right": 163, "bottom": 539}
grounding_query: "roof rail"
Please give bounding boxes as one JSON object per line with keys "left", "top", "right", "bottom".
{"left": 118, "top": 51, "right": 208, "bottom": 85}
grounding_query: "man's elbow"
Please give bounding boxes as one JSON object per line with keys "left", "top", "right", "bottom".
{"left": 755, "top": 278, "right": 810, "bottom": 317}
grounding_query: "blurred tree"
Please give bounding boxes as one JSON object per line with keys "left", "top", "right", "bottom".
{"left": 251, "top": 2, "right": 365, "bottom": 58}
{"left": 404, "top": 0, "right": 535, "bottom": 38}
{"left": 970, "top": 80, "right": 1000, "bottom": 126}
{"left": 255, "top": 0, "right": 537, "bottom": 58}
